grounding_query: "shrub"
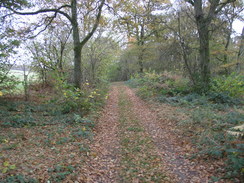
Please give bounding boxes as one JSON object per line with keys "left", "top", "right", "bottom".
{"left": 225, "top": 146, "right": 244, "bottom": 179}
{"left": 137, "top": 85, "right": 156, "bottom": 99}
{"left": 54, "top": 80, "right": 108, "bottom": 115}
{"left": 207, "top": 92, "right": 241, "bottom": 105}
{"left": 0, "top": 73, "right": 20, "bottom": 94}
{"left": 128, "top": 71, "right": 190, "bottom": 98}
{"left": 211, "top": 73, "right": 244, "bottom": 98}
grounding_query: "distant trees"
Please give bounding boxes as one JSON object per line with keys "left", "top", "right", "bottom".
{"left": 115, "top": 0, "right": 170, "bottom": 73}
{"left": 3, "top": 0, "right": 106, "bottom": 88}
{"left": 82, "top": 34, "right": 120, "bottom": 83}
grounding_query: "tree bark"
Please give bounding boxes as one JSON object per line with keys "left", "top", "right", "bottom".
{"left": 194, "top": 0, "right": 211, "bottom": 90}
{"left": 198, "top": 22, "right": 210, "bottom": 89}
{"left": 138, "top": 23, "right": 145, "bottom": 73}
{"left": 71, "top": 0, "right": 82, "bottom": 88}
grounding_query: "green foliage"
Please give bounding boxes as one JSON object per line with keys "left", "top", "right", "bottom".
{"left": 48, "top": 164, "right": 75, "bottom": 182}
{"left": 2, "top": 113, "right": 36, "bottom": 128}
{"left": 79, "top": 144, "right": 90, "bottom": 153}
{"left": 0, "top": 21, "right": 22, "bottom": 93}
{"left": 2, "top": 143, "right": 18, "bottom": 150}
{"left": 73, "top": 114, "right": 95, "bottom": 128}
{"left": 127, "top": 71, "right": 190, "bottom": 98}
{"left": 72, "top": 127, "right": 93, "bottom": 139}
{"left": 211, "top": 73, "right": 244, "bottom": 98}
{"left": 0, "top": 61, "right": 20, "bottom": 93}
{"left": 126, "top": 127, "right": 143, "bottom": 132}
{"left": 184, "top": 109, "right": 244, "bottom": 180}
{"left": 137, "top": 85, "right": 156, "bottom": 99}
{"left": 207, "top": 92, "right": 242, "bottom": 105}
{"left": 0, "top": 0, "right": 30, "bottom": 10}
{"left": 54, "top": 79, "right": 108, "bottom": 115}
{"left": 127, "top": 71, "right": 243, "bottom": 180}
{"left": 1, "top": 161, "right": 16, "bottom": 174}
{"left": 0, "top": 174, "right": 38, "bottom": 183}
{"left": 0, "top": 74, "right": 19, "bottom": 93}
{"left": 56, "top": 137, "right": 71, "bottom": 145}
{"left": 225, "top": 143, "right": 244, "bottom": 179}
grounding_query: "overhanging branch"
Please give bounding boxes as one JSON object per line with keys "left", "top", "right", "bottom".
{"left": 6, "top": 4, "right": 72, "bottom": 22}
{"left": 80, "top": 0, "right": 105, "bottom": 47}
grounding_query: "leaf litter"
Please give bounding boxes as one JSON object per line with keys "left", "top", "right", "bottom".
{"left": 0, "top": 83, "right": 235, "bottom": 182}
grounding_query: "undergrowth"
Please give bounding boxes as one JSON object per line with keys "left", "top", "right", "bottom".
{"left": 127, "top": 71, "right": 244, "bottom": 181}
{"left": 0, "top": 81, "right": 109, "bottom": 181}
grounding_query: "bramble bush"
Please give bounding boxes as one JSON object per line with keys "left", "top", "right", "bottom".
{"left": 211, "top": 73, "right": 244, "bottom": 98}
{"left": 53, "top": 79, "right": 109, "bottom": 115}
{"left": 126, "top": 71, "right": 190, "bottom": 98}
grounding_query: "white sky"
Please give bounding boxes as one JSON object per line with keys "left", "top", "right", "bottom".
{"left": 233, "top": 20, "right": 243, "bottom": 34}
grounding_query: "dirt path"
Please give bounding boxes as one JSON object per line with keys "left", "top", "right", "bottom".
{"left": 123, "top": 85, "right": 209, "bottom": 183}
{"left": 84, "top": 83, "right": 210, "bottom": 183}
{"left": 84, "top": 86, "right": 120, "bottom": 183}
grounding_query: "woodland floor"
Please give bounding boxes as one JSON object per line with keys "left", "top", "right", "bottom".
{"left": 0, "top": 82, "right": 236, "bottom": 182}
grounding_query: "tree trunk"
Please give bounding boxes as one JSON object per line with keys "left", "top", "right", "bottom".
{"left": 23, "top": 65, "right": 29, "bottom": 101}
{"left": 198, "top": 23, "right": 210, "bottom": 90}
{"left": 223, "top": 32, "right": 231, "bottom": 75}
{"left": 138, "top": 23, "right": 145, "bottom": 74}
{"left": 73, "top": 44, "right": 82, "bottom": 88}
{"left": 91, "top": 61, "right": 96, "bottom": 82}
{"left": 71, "top": 0, "right": 82, "bottom": 88}
{"left": 194, "top": 0, "right": 211, "bottom": 91}
{"left": 138, "top": 55, "right": 144, "bottom": 73}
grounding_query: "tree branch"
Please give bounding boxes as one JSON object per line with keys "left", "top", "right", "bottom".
{"left": 80, "top": 0, "right": 105, "bottom": 47}
{"left": 6, "top": 5, "right": 72, "bottom": 22}
{"left": 215, "top": 0, "right": 236, "bottom": 14}
{"left": 28, "top": 13, "right": 58, "bottom": 39}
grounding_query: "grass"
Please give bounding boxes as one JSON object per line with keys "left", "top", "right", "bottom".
{"left": 118, "top": 87, "right": 168, "bottom": 182}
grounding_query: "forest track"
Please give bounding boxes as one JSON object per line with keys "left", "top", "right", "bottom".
{"left": 84, "top": 86, "right": 121, "bottom": 183}
{"left": 123, "top": 85, "right": 209, "bottom": 183}
{"left": 84, "top": 83, "right": 210, "bottom": 183}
